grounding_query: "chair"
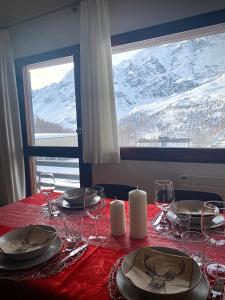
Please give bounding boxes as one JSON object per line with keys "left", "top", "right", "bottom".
{"left": 174, "top": 189, "right": 224, "bottom": 202}
{"left": 94, "top": 184, "right": 136, "bottom": 200}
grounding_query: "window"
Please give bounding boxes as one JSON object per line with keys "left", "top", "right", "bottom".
{"left": 111, "top": 10, "right": 225, "bottom": 163}
{"left": 34, "top": 157, "right": 80, "bottom": 192}
{"left": 24, "top": 57, "right": 78, "bottom": 147}
{"left": 112, "top": 30, "right": 225, "bottom": 149}
{"left": 16, "top": 46, "right": 91, "bottom": 195}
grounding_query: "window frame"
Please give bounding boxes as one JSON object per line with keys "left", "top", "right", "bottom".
{"left": 111, "top": 8, "right": 225, "bottom": 164}
{"left": 15, "top": 45, "right": 92, "bottom": 195}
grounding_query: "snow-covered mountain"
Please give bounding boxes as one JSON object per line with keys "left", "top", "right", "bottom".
{"left": 32, "top": 31, "right": 225, "bottom": 147}
{"left": 32, "top": 69, "right": 76, "bottom": 130}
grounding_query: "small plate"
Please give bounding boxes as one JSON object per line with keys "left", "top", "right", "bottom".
{"left": 0, "top": 236, "right": 62, "bottom": 271}
{"left": 117, "top": 267, "right": 209, "bottom": 300}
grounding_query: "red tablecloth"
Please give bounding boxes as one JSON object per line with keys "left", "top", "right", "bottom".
{"left": 0, "top": 194, "right": 217, "bottom": 299}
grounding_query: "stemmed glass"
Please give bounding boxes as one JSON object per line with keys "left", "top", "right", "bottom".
{"left": 154, "top": 179, "right": 175, "bottom": 234}
{"left": 84, "top": 186, "right": 107, "bottom": 245}
{"left": 38, "top": 172, "right": 55, "bottom": 215}
{"left": 201, "top": 201, "right": 225, "bottom": 277}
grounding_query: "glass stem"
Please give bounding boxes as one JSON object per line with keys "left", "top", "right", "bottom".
{"left": 95, "top": 218, "right": 98, "bottom": 237}
{"left": 161, "top": 210, "right": 167, "bottom": 224}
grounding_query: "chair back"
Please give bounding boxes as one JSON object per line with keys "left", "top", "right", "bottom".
{"left": 94, "top": 184, "right": 136, "bottom": 200}
{"left": 174, "top": 189, "right": 224, "bottom": 202}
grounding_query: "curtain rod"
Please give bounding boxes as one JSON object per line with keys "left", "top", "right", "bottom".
{"left": 0, "top": 0, "right": 82, "bottom": 30}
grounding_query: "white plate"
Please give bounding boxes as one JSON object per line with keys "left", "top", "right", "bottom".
{"left": 0, "top": 236, "right": 62, "bottom": 270}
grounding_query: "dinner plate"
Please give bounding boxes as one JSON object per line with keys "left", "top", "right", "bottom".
{"left": 121, "top": 246, "right": 201, "bottom": 298}
{"left": 0, "top": 236, "right": 62, "bottom": 271}
{"left": 116, "top": 267, "right": 209, "bottom": 300}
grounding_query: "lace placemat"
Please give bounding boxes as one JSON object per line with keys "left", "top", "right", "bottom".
{"left": 0, "top": 240, "right": 87, "bottom": 281}
{"left": 107, "top": 256, "right": 125, "bottom": 300}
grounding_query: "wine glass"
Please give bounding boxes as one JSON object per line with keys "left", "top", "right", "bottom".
{"left": 84, "top": 186, "right": 107, "bottom": 245}
{"left": 38, "top": 172, "right": 55, "bottom": 215}
{"left": 201, "top": 201, "right": 225, "bottom": 277}
{"left": 154, "top": 179, "right": 175, "bottom": 234}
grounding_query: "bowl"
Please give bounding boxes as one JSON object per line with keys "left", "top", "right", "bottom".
{"left": 63, "top": 187, "right": 95, "bottom": 206}
{"left": 0, "top": 225, "right": 57, "bottom": 261}
{"left": 171, "top": 200, "right": 217, "bottom": 225}
{"left": 122, "top": 246, "right": 202, "bottom": 299}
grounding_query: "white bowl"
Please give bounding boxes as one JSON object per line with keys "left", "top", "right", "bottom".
{"left": 122, "top": 246, "right": 202, "bottom": 299}
{"left": 171, "top": 200, "right": 218, "bottom": 225}
{"left": 63, "top": 187, "right": 96, "bottom": 206}
{"left": 0, "top": 225, "right": 57, "bottom": 261}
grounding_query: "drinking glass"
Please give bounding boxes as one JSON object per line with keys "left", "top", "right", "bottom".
{"left": 171, "top": 213, "right": 191, "bottom": 239}
{"left": 181, "top": 231, "right": 206, "bottom": 266}
{"left": 154, "top": 179, "right": 175, "bottom": 234}
{"left": 201, "top": 201, "right": 225, "bottom": 277}
{"left": 84, "top": 186, "right": 107, "bottom": 245}
{"left": 63, "top": 212, "right": 82, "bottom": 251}
{"left": 38, "top": 172, "right": 56, "bottom": 215}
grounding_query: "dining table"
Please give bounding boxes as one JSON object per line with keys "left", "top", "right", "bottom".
{"left": 0, "top": 193, "right": 222, "bottom": 299}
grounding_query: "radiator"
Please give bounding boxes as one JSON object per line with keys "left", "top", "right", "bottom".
{"left": 179, "top": 173, "right": 225, "bottom": 199}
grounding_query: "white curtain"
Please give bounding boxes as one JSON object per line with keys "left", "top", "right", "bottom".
{"left": 0, "top": 30, "right": 25, "bottom": 205}
{"left": 80, "top": 0, "right": 120, "bottom": 164}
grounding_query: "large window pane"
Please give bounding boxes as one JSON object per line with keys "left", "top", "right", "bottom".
{"left": 24, "top": 56, "right": 78, "bottom": 147}
{"left": 112, "top": 31, "right": 225, "bottom": 148}
{"left": 34, "top": 157, "right": 80, "bottom": 192}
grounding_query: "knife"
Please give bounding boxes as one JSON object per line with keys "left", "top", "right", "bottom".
{"left": 50, "top": 242, "right": 88, "bottom": 273}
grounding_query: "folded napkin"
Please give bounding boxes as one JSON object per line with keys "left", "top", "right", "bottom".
{"left": 124, "top": 248, "right": 193, "bottom": 294}
{"left": 0, "top": 225, "right": 57, "bottom": 254}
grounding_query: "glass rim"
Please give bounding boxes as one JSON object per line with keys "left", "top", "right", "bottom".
{"left": 154, "top": 179, "right": 173, "bottom": 185}
{"left": 203, "top": 201, "right": 225, "bottom": 211}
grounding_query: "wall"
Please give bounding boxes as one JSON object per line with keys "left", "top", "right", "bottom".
{"left": 10, "top": 0, "right": 225, "bottom": 58}
{"left": 10, "top": 0, "right": 225, "bottom": 199}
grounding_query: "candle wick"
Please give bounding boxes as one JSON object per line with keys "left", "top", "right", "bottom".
{"left": 136, "top": 186, "right": 138, "bottom": 190}
{"left": 114, "top": 196, "right": 117, "bottom": 200}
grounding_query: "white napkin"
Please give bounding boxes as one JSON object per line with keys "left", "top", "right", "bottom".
{"left": 124, "top": 248, "right": 193, "bottom": 294}
{"left": 0, "top": 225, "right": 57, "bottom": 254}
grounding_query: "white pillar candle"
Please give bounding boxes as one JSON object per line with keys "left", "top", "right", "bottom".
{"left": 110, "top": 200, "right": 126, "bottom": 236}
{"left": 129, "top": 187, "right": 147, "bottom": 239}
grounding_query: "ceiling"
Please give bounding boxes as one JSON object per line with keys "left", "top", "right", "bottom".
{"left": 0, "top": 0, "right": 77, "bottom": 28}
